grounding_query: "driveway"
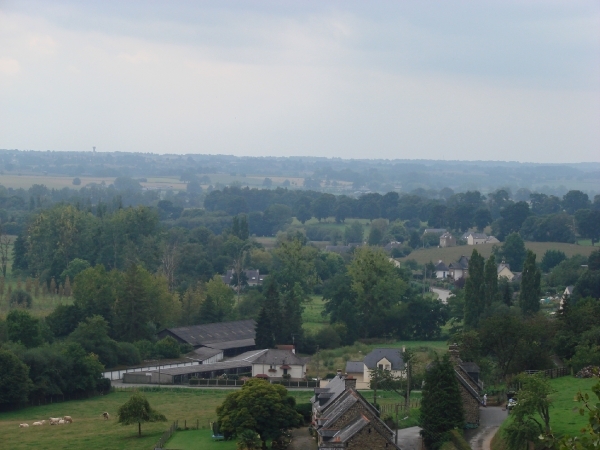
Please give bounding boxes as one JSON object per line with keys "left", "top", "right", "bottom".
{"left": 431, "top": 288, "right": 453, "bottom": 304}
{"left": 289, "top": 427, "right": 317, "bottom": 450}
{"left": 395, "top": 426, "right": 422, "bottom": 450}
{"left": 464, "top": 406, "right": 507, "bottom": 450}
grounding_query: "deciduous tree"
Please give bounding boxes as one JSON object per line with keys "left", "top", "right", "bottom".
{"left": 117, "top": 392, "right": 167, "bottom": 437}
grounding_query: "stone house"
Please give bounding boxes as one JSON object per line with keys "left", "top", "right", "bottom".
{"left": 439, "top": 232, "right": 456, "bottom": 248}
{"left": 448, "top": 344, "right": 482, "bottom": 428}
{"left": 311, "top": 373, "right": 401, "bottom": 449}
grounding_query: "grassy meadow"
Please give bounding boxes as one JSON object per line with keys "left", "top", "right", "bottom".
{"left": 491, "top": 376, "right": 599, "bottom": 450}
{"left": 0, "top": 388, "right": 314, "bottom": 450}
{"left": 165, "top": 429, "right": 238, "bottom": 450}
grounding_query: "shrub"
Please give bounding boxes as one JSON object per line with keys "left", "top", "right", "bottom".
{"left": 134, "top": 339, "right": 155, "bottom": 359}
{"left": 295, "top": 403, "right": 312, "bottom": 423}
{"left": 97, "top": 377, "right": 111, "bottom": 394}
{"left": 72, "top": 177, "right": 81, "bottom": 185}
{"left": 10, "top": 289, "right": 32, "bottom": 308}
{"left": 117, "top": 342, "right": 142, "bottom": 366}
{"left": 315, "top": 326, "right": 342, "bottom": 350}
{"left": 154, "top": 336, "right": 180, "bottom": 359}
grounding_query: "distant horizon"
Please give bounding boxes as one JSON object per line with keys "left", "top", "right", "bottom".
{"left": 1, "top": 148, "right": 599, "bottom": 167}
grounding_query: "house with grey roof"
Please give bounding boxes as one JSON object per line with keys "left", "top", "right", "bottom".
{"left": 439, "top": 232, "right": 456, "bottom": 248}
{"left": 311, "top": 372, "right": 400, "bottom": 449}
{"left": 344, "top": 348, "right": 406, "bottom": 390}
{"left": 449, "top": 255, "right": 470, "bottom": 280}
{"left": 251, "top": 349, "right": 306, "bottom": 380}
{"left": 221, "top": 269, "right": 265, "bottom": 288}
{"left": 435, "top": 260, "right": 450, "bottom": 279}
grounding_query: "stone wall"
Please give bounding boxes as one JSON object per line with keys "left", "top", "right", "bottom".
{"left": 347, "top": 426, "right": 395, "bottom": 449}
{"left": 331, "top": 401, "right": 393, "bottom": 440}
{"left": 459, "top": 384, "right": 480, "bottom": 425}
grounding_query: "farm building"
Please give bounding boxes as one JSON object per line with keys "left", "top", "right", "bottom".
{"left": 157, "top": 319, "right": 256, "bottom": 357}
{"left": 124, "top": 349, "right": 268, "bottom": 385}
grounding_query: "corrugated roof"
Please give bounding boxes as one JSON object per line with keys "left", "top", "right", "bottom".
{"left": 205, "top": 338, "right": 255, "bottom": 350}
{"left": 161, "top": 319, "right": 256, "bottom": 347}
{"left": 191, "top": 347, "right": 223, "bottom": 361}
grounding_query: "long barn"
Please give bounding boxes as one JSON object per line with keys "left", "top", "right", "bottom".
{"left": 157, "top": 319, "right": 256, "bottom": 357}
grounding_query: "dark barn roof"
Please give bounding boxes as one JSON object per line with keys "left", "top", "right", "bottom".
{"left": 159, "top": 319, "right": 256, "bottom": 347}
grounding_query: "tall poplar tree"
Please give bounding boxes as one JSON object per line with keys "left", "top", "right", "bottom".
{"left": 483, "top": 254, "right": 499, "bottom": 310}
{"left": 255, "top": 305, "right": 274, "bottom": 349}
{"left": 464, "top": 250, "right": 485, "bottom": 329}
{"left": 519, "top": 250, "right": 541, "bottom": 315}
{"left": 114, "top": 264, "right": 150, "bottom": 342}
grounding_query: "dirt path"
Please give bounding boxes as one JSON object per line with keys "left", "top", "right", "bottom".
{"left": 464, "top": 407, "right": 507, "bottom": 450}
{"left": 289, "top": 427, "right": 317, "bottom": 450}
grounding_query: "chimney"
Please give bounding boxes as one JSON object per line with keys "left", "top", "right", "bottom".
{"left": 449, "top": 343, "right": 461, "bottom": 366}
{"left": 344, "top": 375, "right": 356, "bottom": 390}
{"left": 336, "top": 369, "right": 342, "bottom": 378}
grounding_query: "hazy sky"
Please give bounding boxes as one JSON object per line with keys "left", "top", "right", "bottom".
{"left": 0, "top": 1, "right": 598, "bottom": 162}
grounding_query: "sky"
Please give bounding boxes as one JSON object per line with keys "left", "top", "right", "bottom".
{"left": 0, "top": 1, "right": 598, "bottom": 163}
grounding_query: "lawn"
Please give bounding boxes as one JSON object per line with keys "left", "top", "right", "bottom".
{"left": 0, "top": 388, "right": 313, "bottom": 450}
{"left": 399, "top": 242, "right": 596, "bottom": 266}
{"left": 492, "top": 376, "right": 599, "bottom": 450}
{"left": 302, "top": 296, "right": 328, "bottom": 334}
{"left": 165, "top": 429, "right": 238, "bottom": 450}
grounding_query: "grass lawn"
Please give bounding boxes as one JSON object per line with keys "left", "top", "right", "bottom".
{"left": 0, "top": 388, "right": 313, "bottom": 450}
{"left": 302, "top": 296, "right": 328, "bottom": 334}
{"left": 165, "top": 429, "right": 238, "bottom": 450}
{"left": 492, "top": 376, "right": 599, "bottom": 450}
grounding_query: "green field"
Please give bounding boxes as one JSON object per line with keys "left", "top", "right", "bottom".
{"left": 492, "top": 376, "right": 599, "bottom": 450}
{"left": 165, "top": 429, "right": 238, "bottom": 450}
{"left": 0, "top": 388, "right": 314, "bottom": 450}
{"left": 399, "top": 242, "right": 596, "bottom": 266}
{"left": 302, "top": 296, "right": 328, "bottom": 334}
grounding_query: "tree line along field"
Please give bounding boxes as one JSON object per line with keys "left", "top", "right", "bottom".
{"left": 397, "top": 242, "right": 597, "bottom": 266}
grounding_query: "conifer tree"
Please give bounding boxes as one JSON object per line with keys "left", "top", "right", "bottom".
{"left": 198, "top": 295, "right": 218, "bottom": 324}
{"left": 419, "top": 353, "right": 464, "bottom": 449}
{"left": 114, "top": 264, "right": 150, "bottom": 341}
{"left": 255, "top": 304, "right": 274, "bottom": 349}
{"left": 464, "top": 250, "right": 485, "bottom": 329}
{"left": 483, "top": 254, "right": 499, "bottom": 310}
{"left": 255, "top": 281, "right": 286, "bottom": 348}
{"left": 519, "top": 250, "right": 541, "bottom": 315}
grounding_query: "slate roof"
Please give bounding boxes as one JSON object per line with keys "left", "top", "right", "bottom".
{"left": 251, "top": 349, "right": 306, "bottom": 367}
{"left": 468, "top": 233, "right": 488, "bottom": 239}
{"left": 345, "top": 361, "right": 364, "bottom": 373}
{"left": 497, "top": 262, "right": 511, "bottom": 273}
{"left": 311, "top": 375, "right": 347, "bottom": 412}
{"left": 459, "top": 362, "right": 480, "bottom": 373}
{"left": 326, "top": 414, "right": 370, "bottom": 445}
{"left": 454, "top": 368, "right": 482, "bottom": 404}
{"left": 191, "top": 347, "right": 223, "bottom": 361}
{"left": 206, "top": 338, "right": 256, "bottom": 350}
{"left": 159, "top": 319, "right": 256, "bottom": 347}
{"left": 363, "top": 348, "right": 405, "bottom": 371}
{"left": 435, "top": 260, "right": 449, "bottom": 271}
{"left": 449, "top": 255, "right": 469, "bottom": 270}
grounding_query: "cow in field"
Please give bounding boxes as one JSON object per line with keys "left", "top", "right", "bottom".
{"left": 102, "top": 412, "right": 110, "bottom": 420}
{"left": 63, "top": 416, "right": 73, "bottom": 424}
{"left": 19, "top": 423, "right": 29, "bottom": 428}
{"left": 32, "top": 422, "right": 43, "bottom": 426}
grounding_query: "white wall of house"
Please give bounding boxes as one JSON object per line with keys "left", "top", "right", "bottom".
{"left": 497, "top": 268, "right": 514, "bottom": 281}
{"left": 363, "top": 358, "right": 406, "bottom": 385}
{"left": 436, "top": 270, "right": 447, "bottom": 279}
{"left": 467, "top": 236, "right": 487, "bottom": 245}
{"left": 252, "top": 363, "right": 305, "bottom": 379}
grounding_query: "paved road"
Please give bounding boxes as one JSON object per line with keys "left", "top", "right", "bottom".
{"left": 464, "top": 406, "right": 507, "bottom": 450}
{"left": 395, "top": 426, "right": 422, "bottom": 450}
{"left": 431, "top": 288, "right": 453, "bottom": 304}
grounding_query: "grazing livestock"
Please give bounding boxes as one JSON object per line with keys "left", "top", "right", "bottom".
{"left": 33, "top": 422, "right": 43, "bottom": 426}
{"left": 63, "top": 416, "right": 73, "bottom": 423}
{"left": 40, "top": 420, "right": 46, "bottom": 425}
{"left": 49, "top": 417, "right": 60, "bottom": 425}
{"left": 102, "top": 412, "right": 110, "bottom": 420}
{"left": 58, "top": 419, "right": 65, "bottom": 425}
{"left": 19, "top": 423, "right": 29, "bottom": 428}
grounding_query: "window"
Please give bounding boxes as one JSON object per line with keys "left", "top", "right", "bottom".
{"left": 283, "top": 369, "right": 288, "bottom": 375}
{"left": 378, "top": 364, "right": 384, "bottom": 370}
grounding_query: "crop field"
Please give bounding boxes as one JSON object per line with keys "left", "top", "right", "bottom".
{"left": 0, "top": 174, "right": 118, "bottom": 190}
{"left": 399, "top": 242, "right": 596, "bottom": 266}
{"left": 0, "top": 388, "right": 313, "bottom": 450}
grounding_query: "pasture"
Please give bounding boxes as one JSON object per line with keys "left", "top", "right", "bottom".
{"left": 0, "top": 388, "right": 313, "bottom": 450}
{"left": 398, "top": 242, "right": 596, "bottom": 266}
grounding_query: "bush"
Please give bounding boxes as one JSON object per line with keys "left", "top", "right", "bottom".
{"left": 117, "top": 342, "right": 142, "bottom": 366}
{"left": 72, "top": 177, "right": 81, "bottom": 185}
{"left": 97, "top": 377, "right": 111, "bottom": 394}
{"left": 315, "top": 326, "right": 342, "bottom": 350}
{"left": 295, "top": 403, "right": 312, "bottom": 423}
{"left": 134, "top": 339, "right": 155, "bottom": 359}
{"left": 154, "top": 336, "right": 180, "bottom": 359}
{"left": 10, "top": 289, "right": 32, "bottom": 308}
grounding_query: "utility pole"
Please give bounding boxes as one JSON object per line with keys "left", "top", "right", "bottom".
{"left": 405, "top": 351, "right": 411, "bottom": 410}
{"left": 315, "top": 346, "right": 320, "bottom": 382}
